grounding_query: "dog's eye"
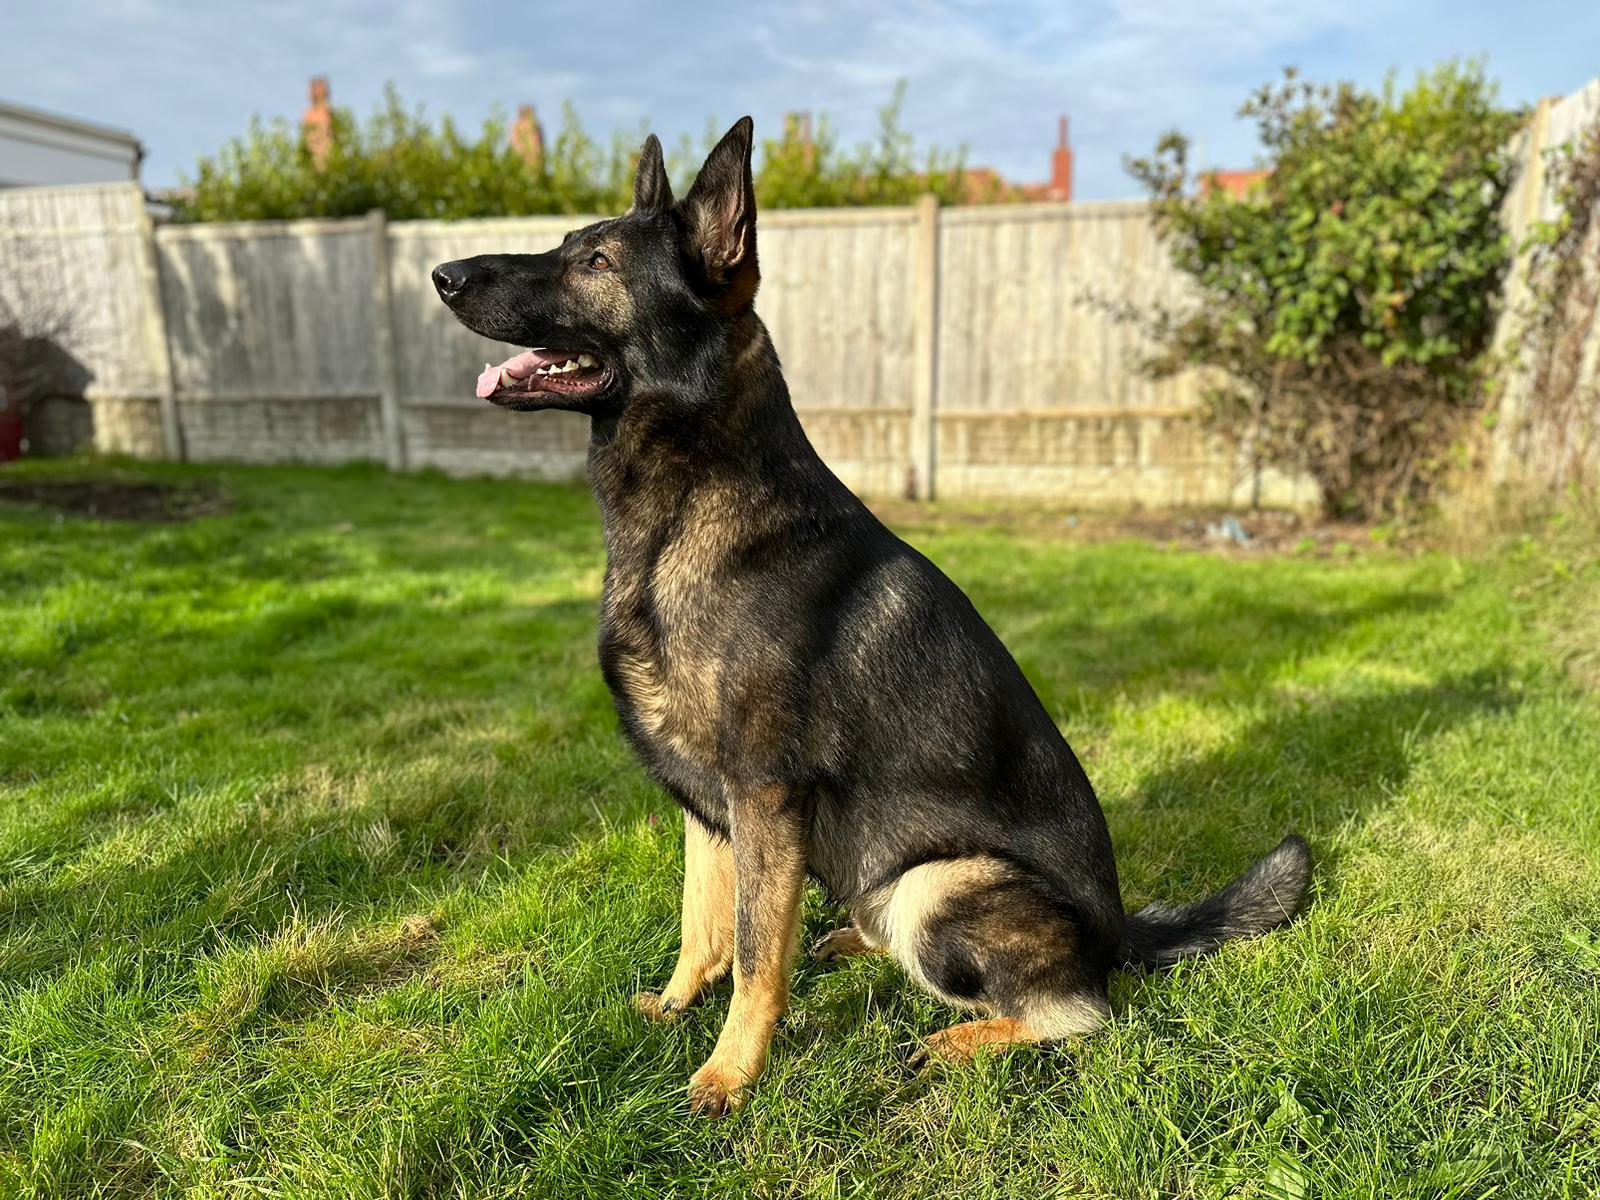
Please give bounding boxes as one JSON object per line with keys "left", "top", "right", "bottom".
{"left": 588, "top": 252, "right": 613, "bottom": 271}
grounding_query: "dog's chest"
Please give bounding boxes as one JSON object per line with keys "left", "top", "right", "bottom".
{"left": 599, "top": 502, "right": 742, "bottom": 772}
{"left": 603, "top": 620, "right": 724, "bottom": 768}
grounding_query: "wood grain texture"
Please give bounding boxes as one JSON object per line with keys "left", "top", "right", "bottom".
{"left": 1491, "top": 77, "right": 1600, "bottom": 489}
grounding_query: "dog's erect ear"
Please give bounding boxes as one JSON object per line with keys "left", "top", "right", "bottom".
{"left": 680, "top": 117, "right": 758, "bottom": 309}
{"left": 631, "top": 134, "right": 673, "bottom": 214}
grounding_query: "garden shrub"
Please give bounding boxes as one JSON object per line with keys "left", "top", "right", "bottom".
{"left": 1126, "top": 63, "right": 1522, "bottom": 517}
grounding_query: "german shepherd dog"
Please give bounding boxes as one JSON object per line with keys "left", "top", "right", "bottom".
{"left": 433, "top": 119, "right": 1312, "bottom": 1116}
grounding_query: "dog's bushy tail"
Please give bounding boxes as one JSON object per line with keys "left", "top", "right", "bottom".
{"left": 1121, "top": 835, "right": 1312, "bottom": 970}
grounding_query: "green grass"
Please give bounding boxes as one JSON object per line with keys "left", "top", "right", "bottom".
{"left": 2, "top": 459, "right": 1597, "bottom": 1199}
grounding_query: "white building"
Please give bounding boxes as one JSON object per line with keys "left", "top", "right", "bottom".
{"left": 0, "top": 100, "right": 143, "bottom": 188}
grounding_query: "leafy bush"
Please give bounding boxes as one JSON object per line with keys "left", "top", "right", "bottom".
{"left": 180, "top": 84, "right": 981, "bottom": 223}
{"left": 182, "top": 88, "right": 635, "bottom": 222}
{"left": 1126, "top": 63, "right": 1523, "bottom": 517}
{"left": 753, "top": 85, "right": 992, "bottom": 208}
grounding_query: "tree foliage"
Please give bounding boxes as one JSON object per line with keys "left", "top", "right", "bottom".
{"left": 180, "top": 84, "right": 983, "bottom": 223}
{"left": 183, "top": 89, "right": 637, "bottom": 222}
{"left": 1126, "top": 63, "right": 1522, "bottom": 517}
{"left": 752, "top": 84, "right": 992, "bottom": 208}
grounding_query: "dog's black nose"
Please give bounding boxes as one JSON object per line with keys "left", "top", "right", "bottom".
{"left": 432, "top": 260, "right": 470, "bottom": 301}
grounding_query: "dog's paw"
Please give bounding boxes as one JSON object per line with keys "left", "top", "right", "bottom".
{"left": 634, "top": 990, "right": 687, "bottom": 1022}
{"left": 907, "top": 1025, "right": 981, "bottom": 1070}
{"left": 809, "top": 925, "right": 874, "bottom": 961}
{"left": 909, "top": 1018, "right": 1032, "bottom": 1070}
{"left": 687, "top": 1061, "right": 751, "bottom": 1118}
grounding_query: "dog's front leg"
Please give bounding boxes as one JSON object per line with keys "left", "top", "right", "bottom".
{"left": 688, "top": 786, "right": 805, "bottom": 1117}
{"left": 637, "top": 813, "right": 734, "bottom": 1020}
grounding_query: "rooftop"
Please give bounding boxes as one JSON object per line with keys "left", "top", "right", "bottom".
{"left": 0, "top": 99, "right": 143, "bottom": 149}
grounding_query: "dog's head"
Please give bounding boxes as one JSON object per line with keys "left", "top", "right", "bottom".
{"left": 433, "top": 118, "right": 759, "bottom": 416}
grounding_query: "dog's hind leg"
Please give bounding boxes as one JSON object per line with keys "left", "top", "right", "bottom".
{"left": 911, "top": 994, "right": 1109, "bottom": 1066}
{"left": 637, "top": 814, "right": 734, "bottom": 1021}
{"left": 863, "top": 857, "right": 1111, "bottom": 1065}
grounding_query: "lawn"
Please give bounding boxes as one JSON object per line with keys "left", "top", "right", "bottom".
{"left": 1, "top": 460, "right": 1597, "bottom": 1199}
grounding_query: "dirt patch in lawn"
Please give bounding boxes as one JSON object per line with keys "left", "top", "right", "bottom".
{"left": 869, "top": 501, "right": 1382, "bottom": 557}
{"left": 0, "top": 478, "right": 229, "bottom": 523}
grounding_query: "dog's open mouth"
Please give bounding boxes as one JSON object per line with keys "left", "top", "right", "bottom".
{"left": 475, "top": 348, "right": 609, "bottom": 407}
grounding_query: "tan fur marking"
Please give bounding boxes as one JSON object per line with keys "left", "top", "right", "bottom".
{"left": 613, "top": 651, "right": 674, "bottom": 738}
{"left": 636, "top": 816, "right": 734, "bottom": 1020}
{"left": 861, "top": 857, "right": 1012, "bottom": 1006}
{"left": 918, "top": 1017, "right": 1033, "bottom": 1062}
{"left": 918, "top": 997, "right": 1108, "bottom": 1065}
{"left": 1018, "top": 991, "right": 1111, "bottom": 1039}
{"left": 689, "top": 786, "right": 805, "bottom": 1116}
{"left": 574, "top": 237, "right": 635, "bottom": 327}
{"left": 653, "top": 485, "right": 740, "bottom": 612}
{"left": 612, "top": 650, "right": 723, "bottom": 760}
{"left": 861, "top": 856, "right": 1112, "bottom": 1059}
{"left": 608, "top": 485, "right": 753, "bottom": 764}
{"left": 880, "top": 858, "right": 1012, "bottom": 942}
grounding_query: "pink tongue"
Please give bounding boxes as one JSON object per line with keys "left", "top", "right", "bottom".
{"left": 475, "top": 349, "right": 553, "bottom": 398}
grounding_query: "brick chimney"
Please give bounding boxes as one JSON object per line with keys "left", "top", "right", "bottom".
{"left": 1049, "top": 115, "right": 1072, "bottom": 202}
{"left": 783, "top": 110, "right": 817, "bottom": 169}
{"left": 302, "top": 76, "right": 333, "bottom": 167}
{"left": 511, "top": 104, "right": 545, "bottom": 169}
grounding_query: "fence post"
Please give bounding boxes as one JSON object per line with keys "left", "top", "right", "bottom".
{"left": 910, "top": 193, "right": 941, "bottom": 500}
{"left": 367, "top": 209, "right": 407, "bottom": 471}
{"left": 135, "top": 205, "right": 183, "bottom": 460}
{"left": 1489, "top": 95, "right": 1555, "bottom": 483}
{"left": 1517, "top": 96, "right": 1555, "bottom": 230}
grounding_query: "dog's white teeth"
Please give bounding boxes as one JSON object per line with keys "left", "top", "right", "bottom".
{"left": 500, "top": 368, "right": 515, "bottom": 387}
{"left": 578, "top": 354, "right": 596, "bottom": 368}
{"left": 561, "top": 360, "right": 579, "bottom": 373}
{"left": 536, "top": 365, "right": 553, "bottom": 375}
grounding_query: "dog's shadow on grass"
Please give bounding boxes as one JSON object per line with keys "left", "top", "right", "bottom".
{"left": 1104, "top": 666, "right": 1522, "bottom": 905}
{"left": 782, "top": 667, "right": 1523, "bottom": 1065}
{"left": 1017, "top": 586, "right": 1452, "bottom": 729}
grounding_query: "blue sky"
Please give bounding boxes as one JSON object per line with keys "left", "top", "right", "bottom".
{"left": 5, "top": 0, "right": 1599, "bottom": 199}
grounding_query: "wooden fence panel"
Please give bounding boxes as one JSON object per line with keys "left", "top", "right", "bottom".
{"left": 0, "top": 183, "right": 163, "bottom": 403}
{"left": 0, "top": 181, "right": 1331, "bottom": 505}
{"left": 935, "top": 201, "right": 1199, "bottom": 415}
{"left": 154, "top": 218, "right": 378, "bottom": 401}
